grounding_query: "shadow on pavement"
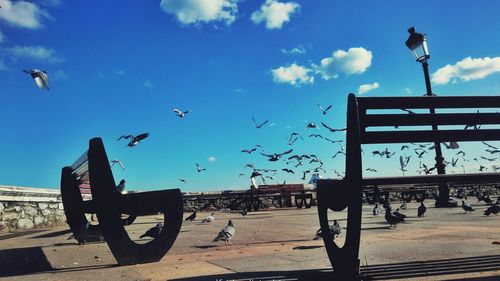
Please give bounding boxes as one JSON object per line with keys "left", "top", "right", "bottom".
{"left": 0, "top": 246, "right": 53, "bottom": 277}
{"left": 30, "top": 229, "right": 72, "bottom": 238}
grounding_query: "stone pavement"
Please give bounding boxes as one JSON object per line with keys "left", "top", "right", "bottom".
{"left": 0, "top": 202, "right": 499, "bottom": 281}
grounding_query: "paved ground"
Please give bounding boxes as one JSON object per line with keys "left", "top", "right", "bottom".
{"left": 1, "top": 201, "right": 499, "bottom": 281}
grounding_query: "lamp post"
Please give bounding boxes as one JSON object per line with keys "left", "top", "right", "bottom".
{"left": 405, "top": 27, "right": 451, "bottom": 207}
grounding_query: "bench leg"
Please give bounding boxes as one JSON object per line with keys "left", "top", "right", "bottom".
{"left": 317, "top": 180, "right": 362, "bottom": 279}
{"left": 88, "top": 137, "right": 183, "bottom": 265}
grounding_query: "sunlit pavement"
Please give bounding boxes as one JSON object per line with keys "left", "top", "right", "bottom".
{"left": 0, "top": 202, "right": 499, "bottom": 281}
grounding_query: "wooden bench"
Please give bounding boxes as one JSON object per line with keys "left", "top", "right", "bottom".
{"left": 60, "top": 137, "right": 183, "bottom": 265}
{"left": 316, "top": 94, "right": 500, "bottom": 279}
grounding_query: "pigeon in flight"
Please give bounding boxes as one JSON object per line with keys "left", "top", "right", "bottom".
{"left": 321, "top": 122, "right": 347, "bottom": 132}
{"left": 461, "top": 200, "right": 475, "bottom": 213}
{"left": 318, "top": 104, "right": 333, "bottom": 115}
{"left": 241, "top": 148, "right": 257, "bottom": 154}
{"left": 202, "top": 213, "right": 215, "bottom": 223}
{"left": 481, "top": 156, "right": 497, "bottom": 162}
{"left": 366, "top": 168, "right": 378, "bottom": 173}
{"left": 313, "top": 219, "right": 341, "bottom": 240}
{"left": 117, "top": 133, "right": 149, "bottom": 147}
{"left": 282, "top": 168, "right": 295, "bottom": 174}
{"left": 400, "top": 108, "right": 415, "bottom": 114}
{"left": 185, "top": 211, "right": 197, "bottom": 221}
{"left": 110, "top": 159, "right": 125, "bottom": 170}
{"left": 213, "top": 220, "right": 235, "bottom": 245}
{"left": 116, "top": 179, "right": 126, "bottom": 193}
{"left": 173, "top": 108, "right": 191, "bottom": 118}
{"left": 482, "top": 141, "right": 498, "bottom": 150}
{"left": 140, "top": 223, "right": 163, "bottom": 238}
{"left": 23, "top": 69, "right": 49, "bottom": 90}
{"left": 261, "top": 149, "right": 293, "bottom": 161}
{"left": 196, "top": 163, "right": 207, "bottom": 172}
{"left": 252, "top": 116, "right": 268, "bottom": 129}
{"left": 484, "top": 204, "right": 500, "bottom": 216}
{"left": 417, "top": 202, "right": 427, "bottom": 217}
{"left": 179, "top": 178, "right": 187, "bottom": 184}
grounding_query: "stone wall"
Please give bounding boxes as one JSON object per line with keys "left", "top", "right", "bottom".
{"left": 0, "top": 185, "right": 66, "bottom": 232}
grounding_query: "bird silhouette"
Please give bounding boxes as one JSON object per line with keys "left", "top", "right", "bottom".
{"left": 23, "top": 69, "right": 49, "bottom": 90}
{"left": 110, "top": 159, "right": 125, "bottom": 170}
{"left": 321, "top": 122, "right": 347, "bottom": 132}
{"left": 306, "top": 122, "right": 318, "bottom": 129}
{"left": 117, "top": 133, "right": 149, "bottom": 147}
{"left": 318, "top": 104, "right": 333, "bottom": 115}
{"left": 261, "top": 149, "right": 293, "bottom": 161}
{"left": 140, "top": 223, "right": 163, "bottom": 238}
{"left": 282, "top": 168, "right": 295, "bottom": 174}
{"left": 213, "top": 220, "right": 236, "bottom": 245}
{"left": 173, "top": 108, "right": 191, "bottom": 118}
{"left": 418, "top": 202, "right": 427, "bottom": 217}
{"left": 179, "top": 178, "right": 187, "bottom": 184}
{"left": 241, "top": 148, "right": 257, "bottom": 154}
{"left": 252, "top": 116, "right": 268, "bottom": 128}
{"left": 196, "top": 163, "right": 207, "bottom": 172}
{"left": 185, "top": 211, "right": 197, "bottom": 221}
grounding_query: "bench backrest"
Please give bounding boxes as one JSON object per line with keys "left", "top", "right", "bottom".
{"left": 70, "top": 150, "right": 91, "bottom": 197}
{"left": 344, "top": 93, "right": 500, "bottom": 180}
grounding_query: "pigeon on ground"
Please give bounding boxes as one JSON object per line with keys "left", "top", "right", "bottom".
{"left": 185, "top": 211, "right": 197, "bottom": 221}
{"left": 173, "top": 108, "right": 190, "bottom": 118}
{"left": 313, "top": 219, "right": 341, "bottom": 240}
{"left": 483, "top": 195, "right": 493, "bottom": 205}
{"left": 117, "top": 133, "right": 149, "bottom": 147}
{"left": 385, "top": 208, "right": 404, "bottom": 228}
{"left": 418, "top": 202, "right": 427, "bottom": 217}
{"left": 400, "top": 201, "right": 407, "bottom": 210}
{"left": 110, "top": 159, "right": 125, "bottom": 170}
{"left": 23, "top": 69, "right": 49, "bottom": 90}
{"left": 496, "top": 197, "right": 500, "bottom": 205}
{"left": 202, "top": 213, "right": 215, "bottom": 223}
{"left": 393, "top": 208, "right": 407, "bottom": 221}
{"left": 213, "top": 220, "right": 236, "bottom": 245}
{"left": 140, "top": 223, "right": 163, "bottom": 238}
{"left": 462, "top": 200, "right": 475, "bottom": 213}
{"left": 239, "top": 209, "right": 247, "bottom": 218}
{"left": 372, "top": 204, "right": 381, "bottom": 216}
{"left": 116, "top": 179, "right": 126, "bottom": 193}
{"left": 484, "top": 204, "right": 500, "bottom": 216}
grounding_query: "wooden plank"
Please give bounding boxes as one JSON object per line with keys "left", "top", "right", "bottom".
{"left": 361, "top": 173, "right": 500, "bottom": 186}
{"left": 360, "top": 113, "right": 500, "bottom": 128}
{"left": 361, "top": 129, "right": 500, "bottom": 144}
{"left": 357, "top": 96, "right": 500, "bottom": 110}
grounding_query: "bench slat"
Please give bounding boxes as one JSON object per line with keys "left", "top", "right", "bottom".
{"left": 361, "top": 172, "right": 500, "bottom": 186}
{"left": 361, "top": 113, "right": 500, "bottom": 128}
{"left": 361, "top": 129, "right": 500, "bottom": 144}
{"left": 357, "top": 96, "right": 500, "bottom": 109}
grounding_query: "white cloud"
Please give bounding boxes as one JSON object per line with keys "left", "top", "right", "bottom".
{"left": 271, "top": 63, "right": 314, "bottom": 86}
{"left": 160, "top": 0, "right": 238, "bottom": 26}
{"left": 114, "top": 70, "right": 126, "bottom": 76}
{"left": 0, "top": 0, "right": 52, "bottom": 29}
{"left": 431, "top": 56, "right": 500, "bottom": 85}
{"left": 312, "top": 47, "right": 372, "bottom": 80}
{"left": 281, "top": 45, "right": 305, "bottom": 55}
{"left": 0, "top": 29, "right": 4, "bottom": 43}
{"left": 41, "top": 0, "right": 62, "bottom": 6}
{"left": 357, "top": 82, "right": 379, "bottom": 95}
{"left": 143, "top": 80, "right": 155, "bottom": 89}
{"left": 53, "top": 69, "right": 68, "bottom": 80}
{"left": 208, "top": 156, "right": 216, "bottom": 162}
{"left": 6, "top": 45, "right": 64, "bottom": 63}
{"left": 404, "top": 87, "right": 413, "bottom": 95}
{"left": 251, "top": 0, "right": 299, "bottom": 29}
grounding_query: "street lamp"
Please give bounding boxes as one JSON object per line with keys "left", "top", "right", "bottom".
{"left": 405, "top": 27, "right": 451, "bottom": 207}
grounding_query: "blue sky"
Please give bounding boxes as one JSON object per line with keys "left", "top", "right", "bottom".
{"left": 0, "top": 0, "right": 499, "bottom": 191}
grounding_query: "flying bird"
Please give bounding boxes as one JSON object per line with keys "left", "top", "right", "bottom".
{"left": 252, "top": 116, "right": 269, "bottom": 129}
{"left": 23, "top": 69, "right": 49, "bottom": 90}
{"left": 481, "top": 156, "right": 497, "bottom": 162}
{"left": 366, "top": 168, "right": 378, "bottom": 173}
{"left": 306, "top": 122, "right": 318, "bottom": 129}
{"left": 400, "top": 108, "right": 415, "bottom": 114}
{"left": 185, "top": 211, "right": 197, "bottom": 221}
{"left": 179, "top": 178, "right": 187, "bottom": 184}
{"left": 321, "top": 122, "right": 347, "bottom": 132}
{"left": 173, "top": 108, "right": 191, "bottom": 118}
{"left": 117, "top": 133, "right": 149, "bottom": 147}
{"left": 196, "top": 163, "right": 207, "bottom": 172}
{"left": 282, "top": 168, "right": 295, "bottom": 174}
{"left": 213, "top": 220, "right": 235, "bottom": 245}
{"left": 110, "top": 159, "right": 125, "bottom": 170}
{"left": 140, "top": 223, "right": 163, "bottom": 238}
{"left": 202, "top": 213, "right": 215, "bottom": 223}
{"left": 261, "top": 149, "right": 293, "bottom": 161}
{"left": 482, "top": 141, "right": 498, "bottom": 150}
{"left": 241, "top": 148, "right": 257, "bottom": 154}
{"left": 318, "top": 104, "right": 333, "bottom": 115}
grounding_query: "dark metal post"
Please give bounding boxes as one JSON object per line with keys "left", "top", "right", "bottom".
{"left": 422, "top": 62, "right": 449, "bottom": 207}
